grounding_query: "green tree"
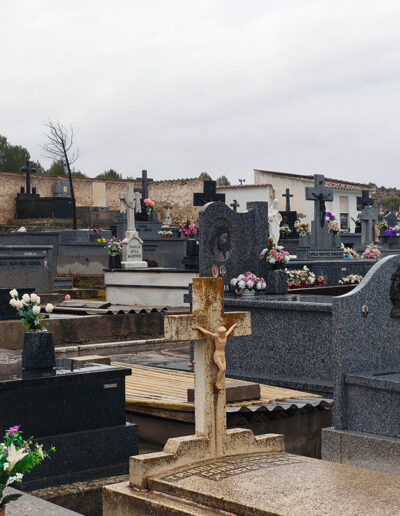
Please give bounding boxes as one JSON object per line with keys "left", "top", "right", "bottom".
{"left": 216, "top": 175, "right": 231, "bottom": 186}
{"left": 30, "top": 160, "right": 46, "bottom": 174}
{"left": 47, "top": 160, "right": 66, "bottom": 176}
{"left": 0, "top": 135, "right": 30, "bottom": 172}
{"left": 96, "top": 169, "right": 122, "bottom": 180}
{"left": 199, "top": 172, "right": 212, "bottom": 181}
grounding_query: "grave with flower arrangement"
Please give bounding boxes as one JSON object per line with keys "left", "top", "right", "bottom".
{"left": 296, "top": 174, "right": 343, "bottom": 259}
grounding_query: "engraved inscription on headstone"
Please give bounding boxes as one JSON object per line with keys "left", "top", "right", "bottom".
{"left": 162, "top": 453, "right": 302, "bottom": 482}
{"left": 127, "top": 238, "right": 142, "bottom": 260}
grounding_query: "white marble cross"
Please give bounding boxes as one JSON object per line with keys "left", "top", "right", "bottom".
{"left": 120, "top": 184, "right": 142, "bottom": 233}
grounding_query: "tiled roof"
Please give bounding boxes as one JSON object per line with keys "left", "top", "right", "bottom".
{"left": 254, "top": 169, "right": 375, "bottom": 192}
{"left": 216, "top": 184, "right": 271, "bottom": 190}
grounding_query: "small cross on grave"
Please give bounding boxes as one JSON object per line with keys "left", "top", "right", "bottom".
{"left": 360, "top": 206, "right": 378, "bottom": 246}
{"left": 305, "top": 174, "right": 333, "bottom": 229}
{"left": 20, "top": 160, "right": 36, "bottom": 195}
{"left": 357, "top": 190, "right": 373, "bottom": 211}
{"left": 282, "top": 188, "right": 294, "bottom": 214}
{"left": 163, "top": 203, "right": 172, "bottom": 226}
{"left": 193, "top": 181, "right": 225, "bottom": 206}
{"left": 230, "top": 199, "right": 239, "bottom": 212}
{"left": 130, "top": 277, "right": 283, "bottom": 487}
{"left": 377, "top": 199, "right": 385, "bottom": 212}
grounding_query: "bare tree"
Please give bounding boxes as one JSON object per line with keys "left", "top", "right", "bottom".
{"left": 42, "top": 121, "right": 79, "bottom": 229}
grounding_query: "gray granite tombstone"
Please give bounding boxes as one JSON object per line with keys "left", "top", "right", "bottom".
{"left": 384, "top": 210, "right": 398, "bottom": 228}
{"left": 360, "top": 206, "right": 378, "bottom": 246}
{"left": 322, "top": 255, "right": 400, "bottom": 474}
{"left": 199, "top": 201, "right": 268, "bottom": 286}
{"left": 296, "top": 174, "right": 342, "bottom": 259}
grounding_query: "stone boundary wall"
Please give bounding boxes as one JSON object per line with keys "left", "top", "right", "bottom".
{"left": 0, "top": 171, "right": 204, "bottom": 225}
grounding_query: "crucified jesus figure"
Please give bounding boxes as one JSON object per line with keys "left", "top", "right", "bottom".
{"left": 191, "top": 322, "right": 239, "bottom": 392}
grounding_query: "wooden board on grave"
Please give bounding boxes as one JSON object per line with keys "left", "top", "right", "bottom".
{"left": 187, "top": 381, "right": 260, "bottom": 403}
{"left": 117, "top": 364, "right": 320, "bottom": 411}
{"left": 56, "top": 300, "right": 111, "bottom": 309}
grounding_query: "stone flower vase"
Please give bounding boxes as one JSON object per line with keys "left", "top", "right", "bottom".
{"left": 264, "top": 270, "right": 288, "bottom": 295}
{"left": 108, "top": 253, "right": 122, "bottom": 269}
{"left": 22, "top": 331, "right": 56, "bottom": 370}
{"left": 241, "top": 289, "right": 255, "bottom": 297}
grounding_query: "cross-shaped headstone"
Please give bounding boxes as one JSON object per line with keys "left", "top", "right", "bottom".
{"left": 164, "top": 277, "right": 250, "bottom": 456}
{"left": 305, "top": 174, "right": 333, "bottom": 229}
{"left": 20, "top": 160, "right": 36, "bottom": 195}
{"left": 282, "top": 188, "right": 294, "bottom": 214}
{"left": 120, "top": 184, "right": 142, "bottom": 233}
{"left": 357, "top": 190, "right": 373, "bottom": 211}
{"left": 135, "top": 169, "right": 153, "bottom": 200}
{"left": 360, "top": 206, "right": 378, "bottom": 246}
{"left": 230, "top": 199, "right": 239, "bottom": 212}
{"left": 193, "top": 181, "right": 225, "bottom": 206}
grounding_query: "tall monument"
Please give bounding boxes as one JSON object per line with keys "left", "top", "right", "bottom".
{"left": 120, "top": 184, "right": 147, "bottom": 269}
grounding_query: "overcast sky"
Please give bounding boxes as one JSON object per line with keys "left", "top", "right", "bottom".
{"left": 1, "top": 1, "right": 400, "bottom": 187}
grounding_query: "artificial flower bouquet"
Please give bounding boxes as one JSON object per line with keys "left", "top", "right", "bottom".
{"left": 0, "top": 426, "right": 54, "bottom": 511}
{"left": 9, "top": 290, "right": 53, "bottom": 332}
{"left": 339, "top": 274, "right": 363, "bottom": 285}
{"left": 180, "top": 221, "right": 198, "bottom": 239}
{"left": 384, "top": 226, "right": 400, "bottom": 237}
{"left": 144, "top": 198, "right": 155, "bottom": 215}
{"left": 280, "top": 224, "right": 292, "bottom": 235}
{"left": 158, "top": 230, "right": 173, "bottom": 238}
{"left": 361, "top": 243, "right": 381, "bottom": 260}
{"left": 326, "top": 212, "right": 340, "bottom": 236}
{"left": 104, "top": 238, "right": 122, "bottom": 256}
{"left": 259, "top": 239, "right": 290, "bottom": 270}
{"left": 378, "top": 220, "right": 389, "bottom": 231}
{"left": 341, "top": 243, "right": 359, "bottom": 259}
{"left": 294, "top": 219, "right": 310, "bottom": 237}
{"left": 230, "top": 272, "right": 266, "bottom": 295}
{"left": 285, "top": 266, "right": 326, "bottom": 289}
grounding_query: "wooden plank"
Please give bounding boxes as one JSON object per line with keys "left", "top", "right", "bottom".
{"left": 187, "top": 382, "right": 261, "bottom": 403}
{"left": 113, "top": 363, "right": 321, "bottom": 412}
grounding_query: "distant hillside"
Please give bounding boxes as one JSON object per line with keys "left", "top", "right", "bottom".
{"left": 371, "top": 184, "right": 400, "bottom": 210}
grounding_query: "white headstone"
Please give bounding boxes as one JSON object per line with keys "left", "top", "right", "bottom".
{"left": 120, "top": 184, "right": 148, "bottom": 269}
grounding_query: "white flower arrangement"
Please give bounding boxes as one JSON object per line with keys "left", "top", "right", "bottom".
{"left": 339, "top": 274, "right": 363, "bottom": 285}
{"left": 9, "top": 290, "right": 53, "bottom": 332}
{"left": 294, "top": 219, "right": 310, "bottom": 237}
{"left": 230, "top": 272, "right": 266, "bottom": 295}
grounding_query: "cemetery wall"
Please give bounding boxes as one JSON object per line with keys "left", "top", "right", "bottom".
{"left": 0, "top": 171, "right": 203, "bottom": 225}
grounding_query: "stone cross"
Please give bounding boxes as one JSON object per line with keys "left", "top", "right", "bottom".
{"left": 129, "top": 277, "right": 284, "bottom": 488}
{"left": 163, "top": 203, "right": 172, "bottom": 226}
{"left": 305, "top": 174, "right": 333, "bottom": 229}
{"left": 357, "top": 190, "right": 373, "bottom": 211}
{"left": 282, "top": 188, "right": 294, "bottom": 214}
{"left": 164, "top": 277, "right": 250, "bottom": 455}
{"left": 135, "top": 169, "right": 153, "bottom": 201}
{"left": 120, "top": 184, "right": 142, "bottom": 233}
{"left": 360, "top": 206, "right": 378, "bottom": 246}
{"left": 20, "top": 160, "right": 36, "bottom": 195}
{"left": 193, "top": 181, "right": 225, "bottom": 206}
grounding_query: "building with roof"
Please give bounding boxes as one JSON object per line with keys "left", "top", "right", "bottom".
{"left": 218, "top": 170, "right": 375, "bottom": 232}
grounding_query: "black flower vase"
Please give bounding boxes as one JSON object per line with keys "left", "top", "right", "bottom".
{"left": 108, "top": 254, "right": 122, "bottom": 268}
{"left": 22, "top": 331, "right": 56, "bottom": 370}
